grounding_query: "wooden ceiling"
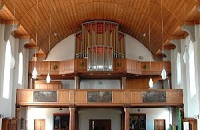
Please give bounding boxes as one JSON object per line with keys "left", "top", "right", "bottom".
{"left": 1, "top": 0, "right": 200, "bottom": 59}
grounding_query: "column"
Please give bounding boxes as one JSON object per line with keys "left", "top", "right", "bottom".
{"left": 75, "top": 76, "right": 80, "bottom": 89}
{"left": 69, "top": 107, "right": 76, "bottom": 130}
{"left": 124, "top": 107, "right": 130, "bottom": 130}
{"left": 15, "top": 107, "right": 20, "bottom": 130}
{"left": 121, "top": 77, "right": 126, "bottom": 89}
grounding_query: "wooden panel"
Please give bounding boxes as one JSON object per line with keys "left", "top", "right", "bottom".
{"left": 34, "top": 119, "right": 45, "bottom": 130}
{"left": 17, "top": 90, "right": 33, "bottom": 103}
{"left": 126, "top": 79, "right": 150, "bottom": 89}
{"left": 34, "top": 80, "right": 62, "bottom": 89}
{"left": 112, "top": 90, "right": 124, "bottom": 103}
{"left": 50, "top": 61, "right": 60, "bottom": 75}
{"left": 126, "top": 76, "right": 161, "bottom": 89}
{"left": 2, "top": 118, "right": 17, "bottom": 130}
{"left": 58, "top": 90, "right": 70, "bottom": 103}
{"left": 74, "top": 59, "right": 87, "bottom": 72}
{"left": 59, "top": 60, "right": 74, "bottom": 74}
{"left": 113, "top": 59, "right": 126, "bottom": 72}
{"left": 74, "top": 90, "right": 87, "bottom": 103}
{"left": 29, "top": 61, "right": 60, "bottom": 75}
{"left": 166, "top": 89, "right": 183, "bottom": 103}
{"left": 129, "top": 90, "right": 143, "bottom": 104}
{"left": 154, "top": 119, "right": 165, "bottom": 130}
{"left": 141, "top": 61, "right": 171, "bottom": 75}
{"left": 126, "top": 59, "right": 142, "bottom": 74}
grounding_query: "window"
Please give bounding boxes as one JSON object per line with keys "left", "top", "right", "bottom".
{"left": 3, "top": 40, "right": 11, "bottom": 99}
{"left": 177, "top": 53, "right": 181, "bottom": 86}
{"left": 18, "top": 52, "right": 23, "bottom": 85}
{"left": 188, "top": 41, "right": 196, "bottom": 98}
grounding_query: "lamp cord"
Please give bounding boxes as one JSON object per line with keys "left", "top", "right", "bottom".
{"left": 148, "top": 1, "right": 152, "bottom": 78}
{"left": 161, "top": 0, "right": 165, "bottom": 69}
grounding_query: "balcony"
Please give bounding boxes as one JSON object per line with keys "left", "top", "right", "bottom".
{"left": 29, "top": 59, "right": 171, "bottom": 79}
{"left": 16, "top": 89, "right": 183, "bottom": 107}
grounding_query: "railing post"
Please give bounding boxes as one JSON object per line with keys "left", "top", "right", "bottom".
{"left": 124, "top": 107, "right": 130, "bottom": 130}
{"left": 121, "top": 76, "right": 126, "bottom": 89}
{"left": 69, "top": 106, "right": 76, "bottom": 130}
{"left": 75, "top": 76, "right": 80, "bottom": 89}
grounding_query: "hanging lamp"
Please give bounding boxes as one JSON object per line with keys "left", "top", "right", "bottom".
{"left": 148, "top": 3, "right": 153, "bottom": 88}
{"left": 10, "top": 0, "right": 16, "bottom": 69}
{"left": 160, "top": 0, "right": 167, "bottom": 80}
{"left": 32, "top": 0, "right": 39, "bottom": 79}
{"left": 46, "top": 13, "right": 51, "bottom": 83}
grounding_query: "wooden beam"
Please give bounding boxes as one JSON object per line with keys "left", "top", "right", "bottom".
{"left": 14, "top": 35, "right": 30, "bottom": 39}
{"left": 0, "top": 20, "right": 19, "bottom": 24}
{"left": 164, "top": 44, "right": 176, "bottom": 50}
{"left": 24, "top": 44, "right": 38, "bottom": 49}
{"left": 169, "top": 35, "right": 185, "bottom": 40}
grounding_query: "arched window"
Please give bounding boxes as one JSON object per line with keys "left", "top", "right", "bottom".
{"left": 177, "top": 53, "right": 181, "bottom": 86}
{"left": 3, "top": 40, "right": 11, "bottom": 99}
{"left": 18, "top": 52, "right": 23, "bottom": 85}
{"left": 188, "top": 41, "right": 196, "bottom": 98}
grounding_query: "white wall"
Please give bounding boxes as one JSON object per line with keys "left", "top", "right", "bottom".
{"left": 0, "top": 24, "right": 16, "bottom": 118}
{"left": 25, "top": 107, "right": 172, "bottom": 130}
{"left": 130, "top": 108, "right": 171, "bottom": 130}
{"left": 78, "top": 108, "right": 121, "bottom": 130}
{"left": 60, "top": 79, "right": 120, "bottom": 89}
{"left": 61, "top": 80, "right": 75, "bottom": 89}
{"left": 0, "top": 24, "right": 5, "bottom": 129}
{"left": 27, "top": 107, "right": 69, "bottom": 130}
{"left": 46, "top": 34, "right": 75, "bottom": 61}
{"left": 80, "top": 79, "right": 120, "bottom": 89}
{"left": 47, "top": 34, "right": 153, "bottom": 61}
{"left": 125, "top": 34, "right": 154, "bottom": 61}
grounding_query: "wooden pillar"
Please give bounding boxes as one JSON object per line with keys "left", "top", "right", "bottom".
{"left": 75, "top": 76, "right": 80, "bottom": 89}
{"left": 121, "top": 77, "right": 126, "bottom": 89}
{"left": 124, "top": 107, "right": 130, "bottom": 130}
{"left": 15, "top": 107, "right": 20, "bottom": 130}
{"left": 29, "top": 77, "right": 36, "bottom": 89}
{"left": 69, "top": 107, "right": 76, "bottom": 130}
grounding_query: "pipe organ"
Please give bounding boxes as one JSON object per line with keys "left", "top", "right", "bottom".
{"left": 75, "top": 21, "right": 125, "bottom": 71}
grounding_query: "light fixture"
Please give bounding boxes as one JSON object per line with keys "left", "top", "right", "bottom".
{"left": 46, "top": 73, "right": 51, "bottom": 83}
{"left": 32, "top": 66, "right": 37, "bottom": 79}
{"left": 46, "top": 13, "right": 51, "bottom": 83}
{"left": 183, "top": 45, "right": 187, "bottom": 63}
{"left": 10, "top": 53, "right": 15, "bottom": 69}
{"left": 32, "top": 0, "right": 39, "bottom": 79}
{"left": 148, "top": 2, "right": 153, "bottom": 88}
{"left": 149, "top": 78, "right": 153, "bottom": 88}
{"left": 10, "top": 0, "right": 16, "bottom": 69}
{"left": 160, "top": 0, "right": 167, "bottom": 80}
{"left": 183, "top": 1, "right": 187, "bottom": 64}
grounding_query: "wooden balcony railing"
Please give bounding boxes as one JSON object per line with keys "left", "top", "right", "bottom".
{"left": 29, "top": 59, "right": 171, "bottom": 77}
{"left": 17, "top": 89, "right": 183, "bottom": 107}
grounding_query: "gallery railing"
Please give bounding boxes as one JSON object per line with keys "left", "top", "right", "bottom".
{"left": 16, "top": 89, "right": 183, "bottom": 107}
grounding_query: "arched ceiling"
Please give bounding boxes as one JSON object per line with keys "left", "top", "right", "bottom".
{"left": 1, "top": 0, "right": 200, "bottom": 58}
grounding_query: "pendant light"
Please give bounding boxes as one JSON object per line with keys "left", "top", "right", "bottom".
{"left": 182, "top": 0, "right": 187, "bottom": 64}
{"left": 46, "top": 13, "right": 51, "bottom": 83}
{"left": 10, "top": 0, "right": 16, "bottom": 69}
{"left": 148, "top": 3, "right": 153, "bottom": 88}
{"left": 46, "top": 73, "right": 51, "bottom": 83}
{"left": 160, "top": 0, "right": 167, "bottom": 80}
{"left": 32, "top": 0, "right": 39, "bottom": 79}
